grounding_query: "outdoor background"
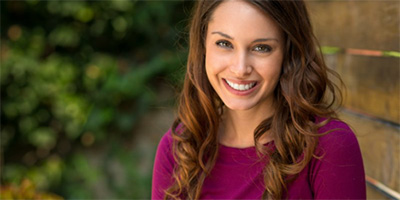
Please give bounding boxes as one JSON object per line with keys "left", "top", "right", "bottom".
{"left": 1, "top": 1, "right": 399, "bottom": 199}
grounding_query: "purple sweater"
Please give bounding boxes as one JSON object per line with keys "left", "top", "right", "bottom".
{"left": 152, "top": 120, "right": 366, "bottom": 199}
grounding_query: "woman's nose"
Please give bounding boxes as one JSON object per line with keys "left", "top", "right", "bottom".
{"left": 230, "top": 51, "right": 252, "bottom": 77}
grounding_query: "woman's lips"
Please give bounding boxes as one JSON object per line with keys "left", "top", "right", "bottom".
{"left": 225, "top": 79, "right": 257, "bottom": 91}
{"left": 222, "top": 78, "right": 259, "bottom": 96}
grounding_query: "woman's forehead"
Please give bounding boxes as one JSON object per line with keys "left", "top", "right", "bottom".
{"left": 207, "top": 0, "right": 283, "bottom": 41}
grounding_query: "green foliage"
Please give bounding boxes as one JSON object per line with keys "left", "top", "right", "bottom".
{"left": 0, "top": 179, "right": 63, "bottom": 200}
{"left": 320, "top": 46, "right": 342, "bottom": 55}
{"left": 1, "top": 1, "right": 191, "bottom": 198}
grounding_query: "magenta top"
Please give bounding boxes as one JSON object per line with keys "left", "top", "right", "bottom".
{"left": 151, "top": 120, "right": 366, "bottom": 199}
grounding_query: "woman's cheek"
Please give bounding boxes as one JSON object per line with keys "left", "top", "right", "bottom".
{"left": 206, "top": 52, "right": 227, "bottom": 74}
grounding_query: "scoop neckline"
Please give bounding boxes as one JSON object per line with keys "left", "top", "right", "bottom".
{"left": 218, "top": 140, "right": 274, "bottom": 151}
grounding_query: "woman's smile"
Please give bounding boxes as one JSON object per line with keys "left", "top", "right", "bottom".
{"left": 222, "top": 78, "right": 259, "bottom": 96}
{"left": 224, "top": 79, "right": 257, "bottom": 91}
{"left": 205, "top": 0, "right": 284, "bottom": 111}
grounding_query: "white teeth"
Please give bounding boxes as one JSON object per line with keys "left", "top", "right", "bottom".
{"left": 225, "top": 79, "right": 256, "bottom": 91}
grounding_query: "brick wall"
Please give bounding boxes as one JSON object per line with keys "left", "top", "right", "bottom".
{"left": 307, "top": 1, "right": 400, "bottom": 199}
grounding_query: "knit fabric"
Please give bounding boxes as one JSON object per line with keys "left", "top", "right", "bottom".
{"left": 151, "top": 120, "right": 366, "bottom": 199}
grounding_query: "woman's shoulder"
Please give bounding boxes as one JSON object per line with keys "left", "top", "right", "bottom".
{"left": 317, "top": 118, "right": 352, "bottom": 134}
{"left": 157, "top": 128, "right": 174, "bottom": 153}
{"left": 158, "top": 123, "right": 184, "bottom": 147}
{"left": 305, "top": 118, "right": 366, "bottom": 198}
{"left": 153, "top": 128, "right": 177, "bottom": 176}
{"left": 315, "top": 118, "right": 361, "bottom": 158}
{"left": 152, "top": 128, "right": 177, "bottom": 199}
{"left": 156, "top": 123, "right": 185, "bottom": 156}
{"left": 317, "top": 118, "right": 355, "bottom": 140}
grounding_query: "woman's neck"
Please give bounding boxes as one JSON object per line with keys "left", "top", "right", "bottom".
{"left": 218, "top": 103, "right": 274, "bottom": 148}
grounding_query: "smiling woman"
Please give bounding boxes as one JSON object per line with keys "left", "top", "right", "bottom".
{"left": 205, "top": 1, "right": 283, "bottom": 147}
{"left": 152, "top": 0, "right": 366, "bottom": 199}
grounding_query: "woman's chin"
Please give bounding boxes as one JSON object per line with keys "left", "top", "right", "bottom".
{"left": 222, "top": 102, "right": 256, "bottom": 111}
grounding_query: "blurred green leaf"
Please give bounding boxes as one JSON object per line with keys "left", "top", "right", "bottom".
{"left": 29, "top": 127, "right": 56, "bottom": 149}
{"left": 112, "top": 16, "right": 127, "bottom": 32}
{"left": 49, "top": 26, "right": 80, "bottom": 47}
{"left": 75, "top": 6, "right": 94, "bottom": 23}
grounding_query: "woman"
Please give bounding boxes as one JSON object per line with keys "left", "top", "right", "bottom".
{"left": 152, "top": 0, "right": 366, "bottom": 199}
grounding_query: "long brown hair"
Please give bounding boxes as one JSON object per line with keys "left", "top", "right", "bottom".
{"left": 166, "top": 0, "right": 342, "bottom": 199}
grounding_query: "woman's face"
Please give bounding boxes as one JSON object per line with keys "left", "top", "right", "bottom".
{"left": 205, "top": 0, "right": 284, "bottom": 111}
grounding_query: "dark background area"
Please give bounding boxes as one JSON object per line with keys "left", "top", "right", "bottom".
{"left": 1, "top": 1, "right": 192, "bottom": 198}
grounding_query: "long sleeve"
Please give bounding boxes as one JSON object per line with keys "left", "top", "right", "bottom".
{"left": 151, "top": 129, "right": 175, "bottom": 200}
{"left": 309, "top": 121, "right": 366, "bottom": 199}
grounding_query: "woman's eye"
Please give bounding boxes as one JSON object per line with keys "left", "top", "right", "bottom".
{"left": 216, "top": 40, "right": 233, "bottom": 49}
{"left": 253, "top": 45, "right": 272, "bottom": 53}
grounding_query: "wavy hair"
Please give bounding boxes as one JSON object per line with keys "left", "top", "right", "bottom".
{"left": 165, "top": 0, "right": 342, "bottom": 199}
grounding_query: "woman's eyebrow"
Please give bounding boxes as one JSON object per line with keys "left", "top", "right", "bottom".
{"left": 252, "top": 38, "right": 279, "bottom": 43}
{"left": 211, "top": 31, "right": 234, "bottom": 40}
{"left": 211, "top": 31, "right": 278, "bottom": 43}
